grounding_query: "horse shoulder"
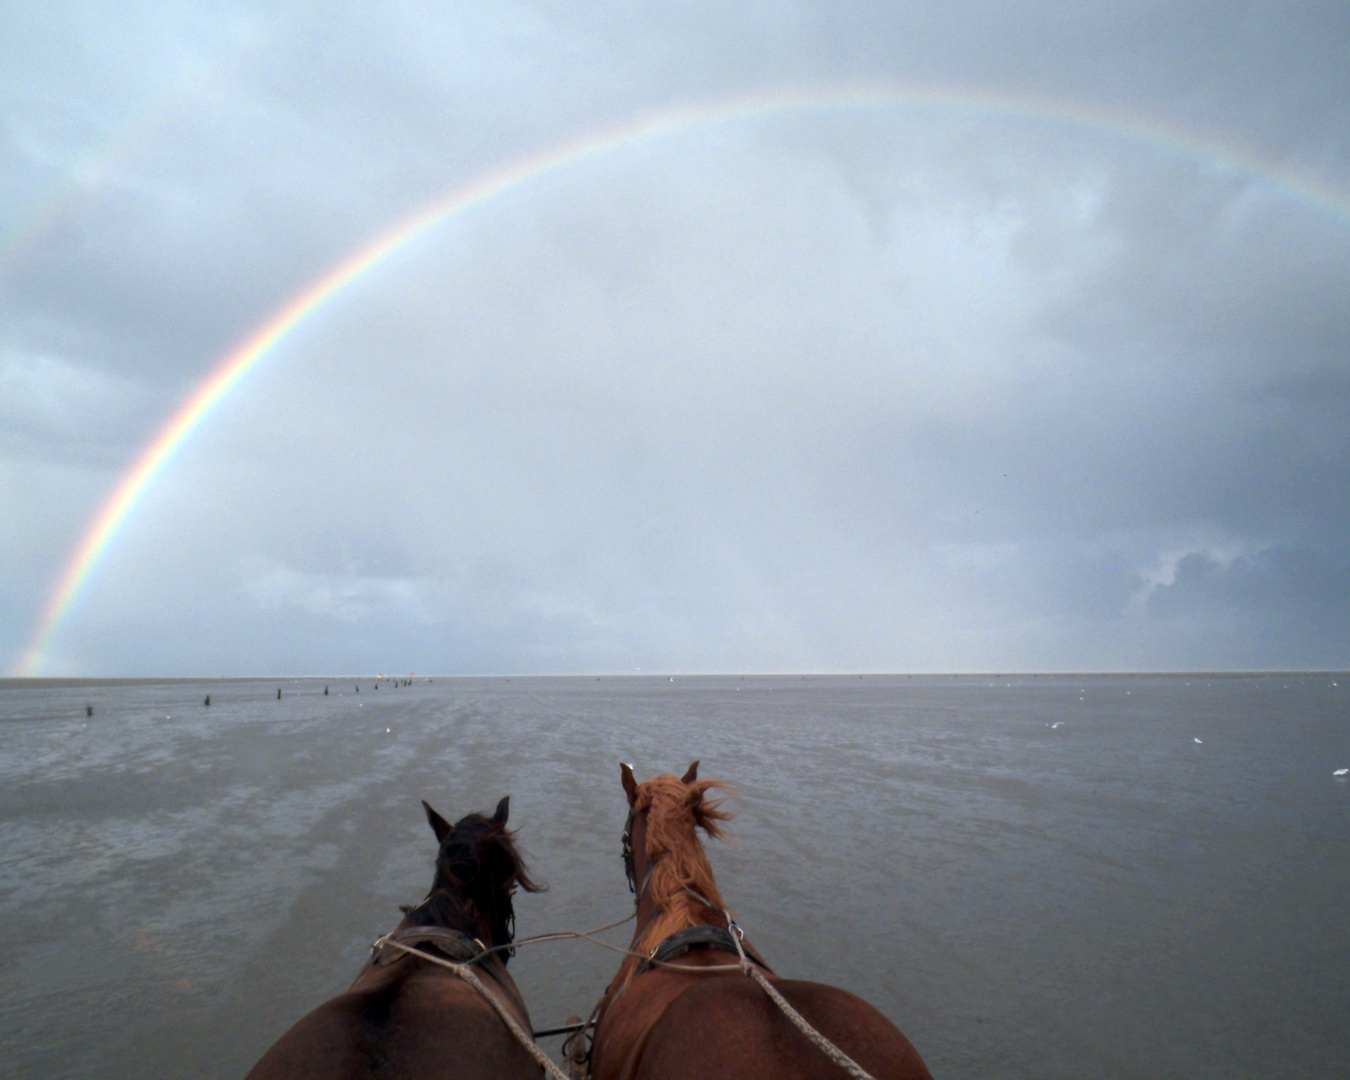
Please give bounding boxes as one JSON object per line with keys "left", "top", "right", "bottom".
{"left": 387, "top": 967, "right": 540, "bottom": 1073}
{"left": 634, "top": 976, "right": 933, "bottom": 1080}
{"left": 241, "top": 990, "right": 390, "bottom": 1080}
{"left": 593, "top": 969, "right": 743, "bottom": 1080}
{"left": 243, "top": 970, "right": 536, "bottom": 1080}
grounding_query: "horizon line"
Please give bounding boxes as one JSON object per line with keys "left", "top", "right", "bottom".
{"left": 4, "top": 668, "right": 1345, "bottom": 685}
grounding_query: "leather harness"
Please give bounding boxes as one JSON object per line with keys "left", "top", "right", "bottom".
{"left": 634, "top": 924, "right": 773, "bottom": 978}
{"left": 368, "top": 925, "right": 532, "bottom": 1020}
{"left": 369, "top": 925, "right": 486, "bottom": 966}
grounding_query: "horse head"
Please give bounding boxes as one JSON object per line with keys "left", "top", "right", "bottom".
{"left": 620, "top": 761, "right": 732, "bottom": 959}
{"left": 412, "top": 796, "right": 541, "bottom": 959}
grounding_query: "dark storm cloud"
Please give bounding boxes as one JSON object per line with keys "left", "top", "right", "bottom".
{"left": 1146, "top": 549, "right": 1350, "bottom": 666}
{"left": 1, "top": 1, "right": 1348, "bottom": 673}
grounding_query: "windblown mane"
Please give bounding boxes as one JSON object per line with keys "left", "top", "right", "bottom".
{"left": 632, "top": 774, "right": 733, "bottom": 958}
{"left": 404, "top": 813, "right": 540, "bottom": 957}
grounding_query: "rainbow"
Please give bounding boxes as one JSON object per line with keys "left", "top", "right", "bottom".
{"left": 15, "top": 82, "right": 1350, "bottom": 675}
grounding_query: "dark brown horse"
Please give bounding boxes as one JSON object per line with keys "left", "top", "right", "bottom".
{"left": 245, "top": 797, "right": 545, "bottom": 1080}
{"left": 588, "top": 764, "right": 934, "bottom": 1080}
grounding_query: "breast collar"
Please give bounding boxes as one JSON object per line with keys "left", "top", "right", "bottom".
{"left": 633, "top": 924, "right": 774, "bottom": 978}
{"left": 368, "top": 925, "right": 486, "bottom": 967}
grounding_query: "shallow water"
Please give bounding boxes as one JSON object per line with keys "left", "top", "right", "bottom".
{"left": 1, "top": 674, "right": 1347, "bottom": 1079}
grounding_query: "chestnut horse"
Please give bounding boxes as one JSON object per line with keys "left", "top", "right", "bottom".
{"left": 588, "top": 764, "right": 933, "bottom": 1080}
{"left": 245, "top": 797, "right": 545, "bottom": 1080}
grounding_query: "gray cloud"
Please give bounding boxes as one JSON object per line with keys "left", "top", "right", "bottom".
{"left": 2, "top": 1, "right": 1348, "bottom": 673}
{"left": 1144, "top": 548, "right": 1350, "bottom": 667}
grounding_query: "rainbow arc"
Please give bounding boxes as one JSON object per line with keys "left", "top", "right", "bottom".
{"left": 14, "top": 83, "right": 1350, "bottom": 675}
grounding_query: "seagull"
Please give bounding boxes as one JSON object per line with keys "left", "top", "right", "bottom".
{"left": 1335, "top": 768, "right": 1348, "bottom": 777}
{"left": 1194, "top": 738, "right": 1203, "bottom": 744}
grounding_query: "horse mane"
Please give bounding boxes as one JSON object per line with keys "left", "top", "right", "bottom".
{"left": 404, "top": 812, "right": 541, "bottom": 958}
{"left": 632, "top": 774, "right": 733, "bottom": 958}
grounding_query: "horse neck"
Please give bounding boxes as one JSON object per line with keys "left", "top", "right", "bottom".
{"left": 629, "top": 812, "right": 726, "bottom": 957}
{"left": 633, "top": 873, "right": 662, "bottom": 938}
{"left": 401, "top": 881, "right": 496, "bottom": 945}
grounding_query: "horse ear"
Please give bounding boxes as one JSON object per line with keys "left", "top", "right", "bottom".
{"left": 423, "top": 800, "right": 452, "bottom": 843}
{"left": 621, "top": 762, "right": 638, "bottom": 805}
{"left": 680, "top": 760, "right": 699, "bottom": 784}
{"left": 492, "top": 796, "right": 510, "bottom": 826}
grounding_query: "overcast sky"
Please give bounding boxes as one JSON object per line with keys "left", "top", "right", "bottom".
{"left": 2, "top": 2, "right": 1348, "bottom": 675}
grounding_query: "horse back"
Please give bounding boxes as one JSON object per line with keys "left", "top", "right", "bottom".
{"left": 243, "top": 966, "right": 541, "bottom": 1080}
{"left": 605, "top": 973, "right": 932, "bottom": 1080}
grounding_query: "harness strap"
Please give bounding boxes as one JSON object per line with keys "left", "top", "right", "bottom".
{"left": 372, "top": 936, "right": 571, "bottom": 1080}
{"left": 369, "top": 926, "right": 532, "bottom": 1024}
{"left": 369, "top": 925, "right": 484, "bottom": 966}
{"left": 634, "top": 925, "right": 774, "bottom": 978}
{"left": 725, "top": 918, "right": 878, "bottom": 1080}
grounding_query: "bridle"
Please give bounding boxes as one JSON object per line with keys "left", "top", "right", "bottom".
{"left": 621, "top": 806, "right": 639, "bottom": 895}
{"left": 621, "top": 805, "right": 661, "bottom": 903}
